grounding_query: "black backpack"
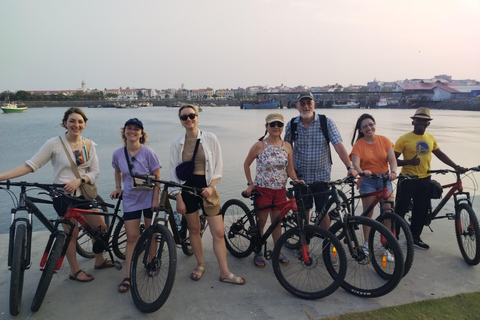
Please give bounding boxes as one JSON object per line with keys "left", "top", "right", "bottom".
{"left": 289, "top": 114, "right": 332, "bottom": 164}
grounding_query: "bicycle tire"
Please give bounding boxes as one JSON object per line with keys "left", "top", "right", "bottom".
{"left": 31, "top": 232, "right": 66, "bottom": 312}
{"left": 9, "top": 224, "right": 27, "bottom": 316}
{"left": 76, "top": 196, "right": 111, "bottom": 258}
{"left": 221, "top": 199, "right": 255, "bottom": 258}
{"left": 376, "top": 211, "right": 414, "bottom": 277}
{"left": 455, "top": 203, "right": 480, "bottom": 265}
{"left": 180, "top": 214, "right": 206, "bottom": 256}
{"left": 130, "top": 224, "right": 177, "bottom": 313}
{"left": 329, "top": 216, "right": 404, "bottom": 298}
{"left": 112, "top": 218, "right": 145, "bottom": 260}
{"left": 272, "top": 225, "right": 347, "bottom": 300}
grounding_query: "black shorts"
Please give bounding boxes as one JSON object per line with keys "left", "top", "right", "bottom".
{"left": 52, "top": 195, "right": 93, "bottom": 217}
{"left": 123, "top": 208, "right": 153, "bottom": 221}
{"left": 182, "top": 174, "right": 220, "bottom": 216}
{"left": 295, "top": 182, "right": 329, "bottom": 212}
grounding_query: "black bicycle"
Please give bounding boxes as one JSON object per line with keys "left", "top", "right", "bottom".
{"left": 0, "top": 180, "right": 123, "bottom": 315}
{"left": 129, "top": 175, "right": 207, "bottom": 313}
{"left": 222, "top": 181, "right": 347, "bottom": 300}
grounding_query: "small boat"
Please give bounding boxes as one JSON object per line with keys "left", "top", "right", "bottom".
{"left": 241, "top": 99, "right": 281, "bottom": 109}
{"left": 331, "top": 100, "right": 360, "bottom": 109}
{"left": 1, "top": 101, "right": 28, "bottom": 113}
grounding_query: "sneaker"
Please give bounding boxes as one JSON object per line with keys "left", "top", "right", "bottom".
{"left": 362, "top": 242, "right": 369, "bottom": 256}
{"left": 413, "top": 238, "right": 430, "bottom": 250}
{"left": 383, "top": 248, "right": 395, "bottom": 262}
{"left": 330, "top": 251, "right": 338, "bottom": 266}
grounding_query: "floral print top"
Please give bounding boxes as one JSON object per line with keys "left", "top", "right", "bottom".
{"left": 255, "top": 140, "right": 288, "bottom": 190}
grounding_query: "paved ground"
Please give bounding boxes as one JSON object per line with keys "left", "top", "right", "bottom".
{"left": 1, "top": 201, "right": 479, "bottom": 320}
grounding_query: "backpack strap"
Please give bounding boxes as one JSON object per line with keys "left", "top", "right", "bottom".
{"left": 290, "top": 114, "right": 332, "bottom": 165}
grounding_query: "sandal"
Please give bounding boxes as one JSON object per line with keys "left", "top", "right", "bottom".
{"left": 94, "top": 259, "right": 115, "bottom": 269}
{"left": 69, "top": 270, "right": 94, "bottom": 282}
{"left": 219, "top": 273, "right": 245, "bottom": 285}
{"left": 191, "top": 265, "right": 205, "bottom": 281}
{"left": 254, "top": 253, "right": 265, "bottom": 268}
{"left": 118, "top": 278, "right": 130, "bottom": 293}
{"left": 279, "top": 253, "right": 289, "bottom": 265}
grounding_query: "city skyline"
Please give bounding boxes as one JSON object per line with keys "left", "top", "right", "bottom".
{"left": 1, "top": 0, "right": 479, "bottom": 92}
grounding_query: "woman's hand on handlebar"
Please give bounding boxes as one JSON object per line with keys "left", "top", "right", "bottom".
{"left": 110, "top": 189, "right": 122, "bottom": 200}
{"left": 64, "top": 178, "right": 82, "bottom": 194}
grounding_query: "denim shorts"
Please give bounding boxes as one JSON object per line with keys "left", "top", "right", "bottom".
{"left": 359, "top": 177, "right": 392, "bottom": 193}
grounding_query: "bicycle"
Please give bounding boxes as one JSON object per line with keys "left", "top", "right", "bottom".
{"left": 0, "top": 180, "right": 123, "bottom": 315}
{"left": 221, "top": 181, "right": 347, "bottom": 300}
{"left": 306, "top": 176, "right": 405, "bottom": 297}
{"left": 413, "top": 166, "right": 480, "bottom": 265}
{"left": 128, "top": 175, "right": 207, "bottom": 313}
{"left": 315, "top": 173, "right": 415, "bottom": 277}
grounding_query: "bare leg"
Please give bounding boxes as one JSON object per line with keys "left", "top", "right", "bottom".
{"left": 185, "top": 211, "right": 205, "bottom": 278}
{"left": 83, "top": 213, "right": 108, "bottom": 266}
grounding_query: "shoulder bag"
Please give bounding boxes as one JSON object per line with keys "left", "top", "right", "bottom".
{"left": 124, "top": 147, "right": 156, "bottom": 190}
{"left": 175, "top": 138, "right": 200, "bottom": 181}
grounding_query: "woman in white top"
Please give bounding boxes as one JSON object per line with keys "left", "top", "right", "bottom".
{"left": 170, "top": 104, "right": 245, "bottom": 285}
{"left": 0, "top": 108, "right": 111, "bottom": 282}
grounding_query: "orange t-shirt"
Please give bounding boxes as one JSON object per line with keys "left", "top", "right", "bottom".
{"left": 349, "top": 135, "right": 393, "bottom": 174}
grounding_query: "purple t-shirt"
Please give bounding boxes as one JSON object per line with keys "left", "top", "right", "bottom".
{"left": 112, "top": 145, "right": 162, "bottom": 212}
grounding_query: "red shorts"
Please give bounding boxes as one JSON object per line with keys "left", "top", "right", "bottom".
{"left": 255, "top": 186, "right": 287, "bottom": 212}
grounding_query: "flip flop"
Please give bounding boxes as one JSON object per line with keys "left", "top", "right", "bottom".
{"left": 254, "top": 253, "right": 265, "bottom": 268}
{"left": 94, "top": 259, "right": 115, "bottom": 269}
{"left": 191, "top": 265, "right": 205, "bottom": 281}
{"left": 69, "top": 270, "right": 94, "bottom": 282}
{"left": 118, "top": 278, "right": 130, "bottom": 293}
{"left": 219, "top": 273, "right": 245, "bottom": 285}
{"left": 279, "top": 253, "right": 289, "bottom": 265}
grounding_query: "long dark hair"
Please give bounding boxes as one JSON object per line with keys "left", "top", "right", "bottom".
{"left": 351, "top": 113, "right": 375, "bottom": 146}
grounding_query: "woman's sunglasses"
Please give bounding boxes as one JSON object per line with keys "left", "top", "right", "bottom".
{"left": 129, "top": 156, "right": 136, "bottom": 170}
{"left": 269, "top": 121, "right": 284, "bottom": 128}
{"left": 180, "top": 113, "right": 197, "bottom": 121}
{"left": 74, "top": 150, "right": 83, "bottom": 166}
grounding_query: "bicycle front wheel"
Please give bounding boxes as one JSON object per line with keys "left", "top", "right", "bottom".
{"left": 330, "top": 216, "right": 404, "bottom": 298}
{"left": 272, "top": 225, "right": 347, "bottom": 300}
{"left": 222, "top": 199, "right": 255, "bottom": 258}
{"left": 455, "top": 203, "right": 480, "bottom": 265}
{"left": 31, "top": 232, "right": 66, "bottom": 312}
{"left": 130, "top": 224, "right": 176, "bottom": 313}
{"left": 376, "top": 211, "right": 414, "bottom": 277}
{"left": 112, "top": 218, "right": 145, "bottom": 260}
{"left": 10, "top": 224, "right": 27, "bottom": 316}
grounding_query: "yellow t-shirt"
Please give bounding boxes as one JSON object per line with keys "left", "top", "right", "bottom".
{"left": 394, "top": 132, "right": 438, "bottom": 178}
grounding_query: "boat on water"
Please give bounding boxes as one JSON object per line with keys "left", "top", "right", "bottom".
{"left": 240, "top": 99, "right": 281, "bottom": 109}
{"left": 1, "top": 101, "right": 28, "bottom": 113}
{"left": 331, "top": 100, "right": 360, "bottom": 109}
{"left": 374, "top": 97, "right": 407, "bottom": 108}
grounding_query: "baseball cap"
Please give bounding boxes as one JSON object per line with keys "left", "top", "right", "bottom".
{"left": 124, "top": 118, "right": 144, "bottom": 129}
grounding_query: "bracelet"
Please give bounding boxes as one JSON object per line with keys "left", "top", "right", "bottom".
{"left": 390, "top": 171, "right": 396, "bottom": 174}
{"left": 347, "top": 165, "right": 354, "bottom": 170}
{"left": 115, "top": 185, "right": 121, "bottom": 189}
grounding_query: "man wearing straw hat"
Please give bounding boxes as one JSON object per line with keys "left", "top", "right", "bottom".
{"left": 394, "top": 107, "right": 465, "bottom": 250}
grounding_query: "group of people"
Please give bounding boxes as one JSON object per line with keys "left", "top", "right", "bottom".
{"left": 0, "top": 93, "right": 465, "bottom": 293}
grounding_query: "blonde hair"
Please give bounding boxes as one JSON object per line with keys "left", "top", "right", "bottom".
{"left": 178, "top": 104, "right": 199, "bottom": 117}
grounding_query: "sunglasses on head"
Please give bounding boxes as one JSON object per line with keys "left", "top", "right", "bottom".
{"left": 269, "top": 121, "right": 284, "bottom": 128}
{"left": 129, "top": 156, "right": 136, "bottom": 170}
{"left": 74, "top": 150, "right": 83, "bottom": 166}
{"left": 180, "top": 113, "right": 196, "bottom": 121}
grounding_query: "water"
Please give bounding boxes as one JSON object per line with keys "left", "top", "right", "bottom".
{"left": 1, "top": 106, "right": 479, "bottom": 233}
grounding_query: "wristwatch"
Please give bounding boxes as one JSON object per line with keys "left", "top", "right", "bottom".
{"left": 347, "top": 165, "right": 354, "bottom": 170}
{"left": 247, "top": 182, "right": 254, "bottom": 186}
{"left": 81, "top": 178, "right": 86, "bottom": 184}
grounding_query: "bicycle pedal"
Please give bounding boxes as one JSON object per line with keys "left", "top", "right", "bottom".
{"left": 114, "top": 261, "right": 122, "bottom": 270}
{"left": 264, "top": 250, "right": 273, "bottom": 260}
{"left": 446, "top": 213, "right": 455, "bottom": 220}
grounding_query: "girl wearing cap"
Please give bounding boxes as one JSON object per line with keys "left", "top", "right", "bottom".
{"left": 244, "top": 113, "right": 300, "bottom": 268}
{"left": 350, "top": 113, "right": 397, "bottom": 260}
{"left": 110, "top": 118, "right": 162, "bottom": 292}
{"left": 0, "top": 107, "right": 109, "bottom": 282}
{"left": 170, "top": 104, "right": 245, "bottom": 285}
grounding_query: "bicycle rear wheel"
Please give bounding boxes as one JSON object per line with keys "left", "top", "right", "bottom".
{"left": 31, "top": 232, "right": 66, "bottom": 312}
{"left": 376, "top": 211, "right": 414, "bottom": 277}
{"left": 180, "top": 214, "right": 206, "bottom": 256}
{"left": 455, "top": 203, "right": 480, "bottom": 265}
{"left": 272, "top": 225, "right": 347, "bottom": 299}
{"left": 112, "top": 218, "right": 145, "bottom": 260}
{"left": 329, "top": 216, "right": 404, "bottom": 298}
{"left": 222, "top": 199, "right": 255, "bottom": 258}
{"left": 130, "top": 224, "right": 176, "bottom": 313}
{"left": 10, "top": 224, "right": 27, "bottom": 316}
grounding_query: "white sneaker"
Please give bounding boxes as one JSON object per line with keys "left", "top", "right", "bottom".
{"left": 362, "top": 242, "right": 369, "bottom": 256}
{"left": 383, "top": 247, "right": 395, "bottom": 262}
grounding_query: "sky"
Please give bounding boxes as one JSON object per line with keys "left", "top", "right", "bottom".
{"left": 1, "top": 0, "right": 479, "bottom": 92}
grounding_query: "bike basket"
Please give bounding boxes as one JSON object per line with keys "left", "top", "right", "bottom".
{"left": 428, "top": 180, "right": 443, "bottom": 199}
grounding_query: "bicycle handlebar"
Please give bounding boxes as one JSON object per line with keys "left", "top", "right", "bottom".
{"left": 0, "top": 180, "right": 65, "bottom": 190}
{"left": 132, "top": 174, "right": 203, "bottom": 196}
{"left": 428, "top": 166, "right": 480, "bottom": 175}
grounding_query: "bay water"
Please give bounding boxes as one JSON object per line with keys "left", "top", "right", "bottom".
{"left": 1, "top": 106, "right": 479, "bottom": 233}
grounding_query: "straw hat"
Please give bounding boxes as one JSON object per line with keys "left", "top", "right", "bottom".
{"left": 411, "top": 107, "right": 433, "bottom": 120}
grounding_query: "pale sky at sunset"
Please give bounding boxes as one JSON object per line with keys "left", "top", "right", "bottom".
{"left": 1, "top": 0, "right": 479, "bottom": 92}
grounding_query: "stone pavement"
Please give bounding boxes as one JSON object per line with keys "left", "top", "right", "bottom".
{"left": 1, "top": 201, "right": 479, "bottom": 320}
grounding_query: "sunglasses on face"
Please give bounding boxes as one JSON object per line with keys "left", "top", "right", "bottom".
{"left": 180, "top": 113, "right": 197, "bottom": 121}
{"left": 269, "top": 121, "right": 284, "bottom": 128}
{"left": 361, "top": 122, "right": 375, "bottom": 129}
